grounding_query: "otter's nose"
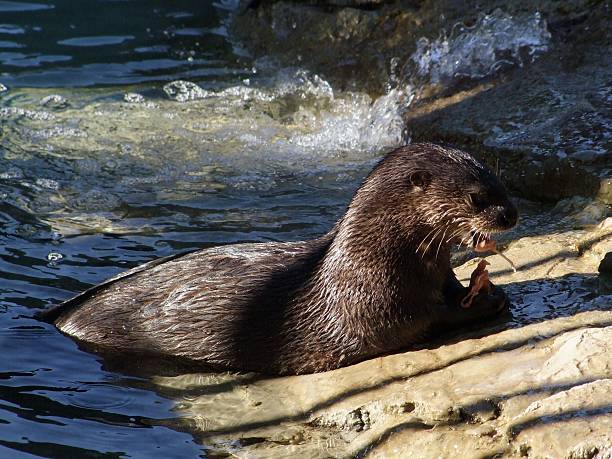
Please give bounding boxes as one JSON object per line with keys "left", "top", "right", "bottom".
{"left": 496, "top": 205, "right": 518, "bottom": 229}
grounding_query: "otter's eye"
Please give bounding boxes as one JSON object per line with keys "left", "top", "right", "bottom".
{"left": 469, "top": 192, "right": 489, "bottom": 210}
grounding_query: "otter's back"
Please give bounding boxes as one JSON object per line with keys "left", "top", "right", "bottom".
{"left": 51, "top": 240, "right": 325, "bottom": 369}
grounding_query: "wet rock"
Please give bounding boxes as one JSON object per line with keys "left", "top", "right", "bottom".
{"left": 233, "top": 1, "right": 561, "bottom": 93}
{"left": 232, "top": 1, "right": 387, "bottom": 92}
{"left": 404, "top": 52, "right": 609, "bottom": 200}
{"left": 519, "top": 158, "right": 601, "bottom": 202}
{"left": 402, "top": 2, "right": 611, "bottom": 201}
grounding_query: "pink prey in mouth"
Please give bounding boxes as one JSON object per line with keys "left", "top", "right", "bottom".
{"left": 459, "top": 228, "right": 518, "bottom": 308}
{"left": 461, "top": 259, "right": 491, "bottom": 308}
{"left": 457, "top": 230, "right": 517, "bottom": 308}
{"left": 472, "top": 231, "right": 497, "bottom": 253}
{"left": 464, "top": 230, "right": 517, "bottom": 275}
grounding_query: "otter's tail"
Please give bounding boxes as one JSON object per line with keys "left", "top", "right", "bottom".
{"left": 36, "top": 250, "right": 194, "bottom": 324}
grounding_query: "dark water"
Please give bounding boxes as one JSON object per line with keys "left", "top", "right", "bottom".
{"left": 0, "top": 191, "right": 345, "bottom": 458}
{"left": 0, "top": 1, "right": 358, "bottom": 457}
{"left": 0, "top": 0, "right": 249, "bottom": 88}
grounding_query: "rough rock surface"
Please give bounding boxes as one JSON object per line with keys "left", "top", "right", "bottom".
{"left": 152, "top": 211, "right": 612, "bottom": 458}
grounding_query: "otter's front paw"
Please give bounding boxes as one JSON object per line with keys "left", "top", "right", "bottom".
{"left": 436, "top": 283, "right": 510, "bottom": 333}
{"left": 468, "top": 282, "right": 510, "bottom": 320}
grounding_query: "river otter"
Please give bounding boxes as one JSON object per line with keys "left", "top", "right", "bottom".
{"left": 41, "top": 143, "right": 518, "bottom": 375}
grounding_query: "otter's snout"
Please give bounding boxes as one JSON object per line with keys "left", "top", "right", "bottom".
{"left": 495, "top": 204, "right": 518, "bottom": 229}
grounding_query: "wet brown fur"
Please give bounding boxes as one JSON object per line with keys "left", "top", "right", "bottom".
{"left": 42, "top": 143, "right": 518, "bottom": 375}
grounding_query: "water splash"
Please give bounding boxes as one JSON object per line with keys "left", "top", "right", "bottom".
{"left": 123, "top": 92, "right": 145, "bottom": 104}
{"left": 163, "top": 80, "right": 210, "bottom": 102}
{"left": 287, "top": 87, "right": 411, "bottom": 154}
{"left": 207, "top": 69, "right": 411, "bottom": 155}
{"left": 411, "top": 9, "right": 551, "bottom": 84}
{"left": 1, "top": 69, "right": 412, "bottom": 221}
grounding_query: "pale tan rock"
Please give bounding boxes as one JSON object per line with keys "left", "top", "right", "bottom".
{"left": 509, "top": 380, "right": 612, "bottom": 459}
{"left": 150, "top": 216, "right": 612, "bottom": 458}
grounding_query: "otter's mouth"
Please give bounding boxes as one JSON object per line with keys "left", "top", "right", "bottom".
{"left": 471, "top": 231, "right": 496, "bottom": 252}
{"left": 463, "top": 229, "right": 517, "bottom": 272}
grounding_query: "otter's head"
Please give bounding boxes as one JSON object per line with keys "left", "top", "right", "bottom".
{"left": 361, "top": 143, "right": 518, "bottom": 253}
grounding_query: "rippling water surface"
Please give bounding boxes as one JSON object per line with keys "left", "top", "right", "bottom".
{"left": 0, "top": 0, "right": 248, "bottom": 87}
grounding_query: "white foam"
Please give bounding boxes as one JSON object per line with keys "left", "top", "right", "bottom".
{"left": 411, "top": 9, "right": 551, "bottom": 84}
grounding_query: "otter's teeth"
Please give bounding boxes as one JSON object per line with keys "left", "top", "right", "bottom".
{"left": 473, "top": 233, "right": 497, "bottom": 253}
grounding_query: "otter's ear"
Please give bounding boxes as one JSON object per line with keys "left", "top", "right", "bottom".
{"left": 409, "top": 171, "right": 432, "bottom": 189}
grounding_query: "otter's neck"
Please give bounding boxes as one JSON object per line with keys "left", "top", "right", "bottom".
{"left": 317, "top": 200, "right": 451, "bottom": 310}
{"left": 304, "top": 202, "right": 451, "bottom": 357}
